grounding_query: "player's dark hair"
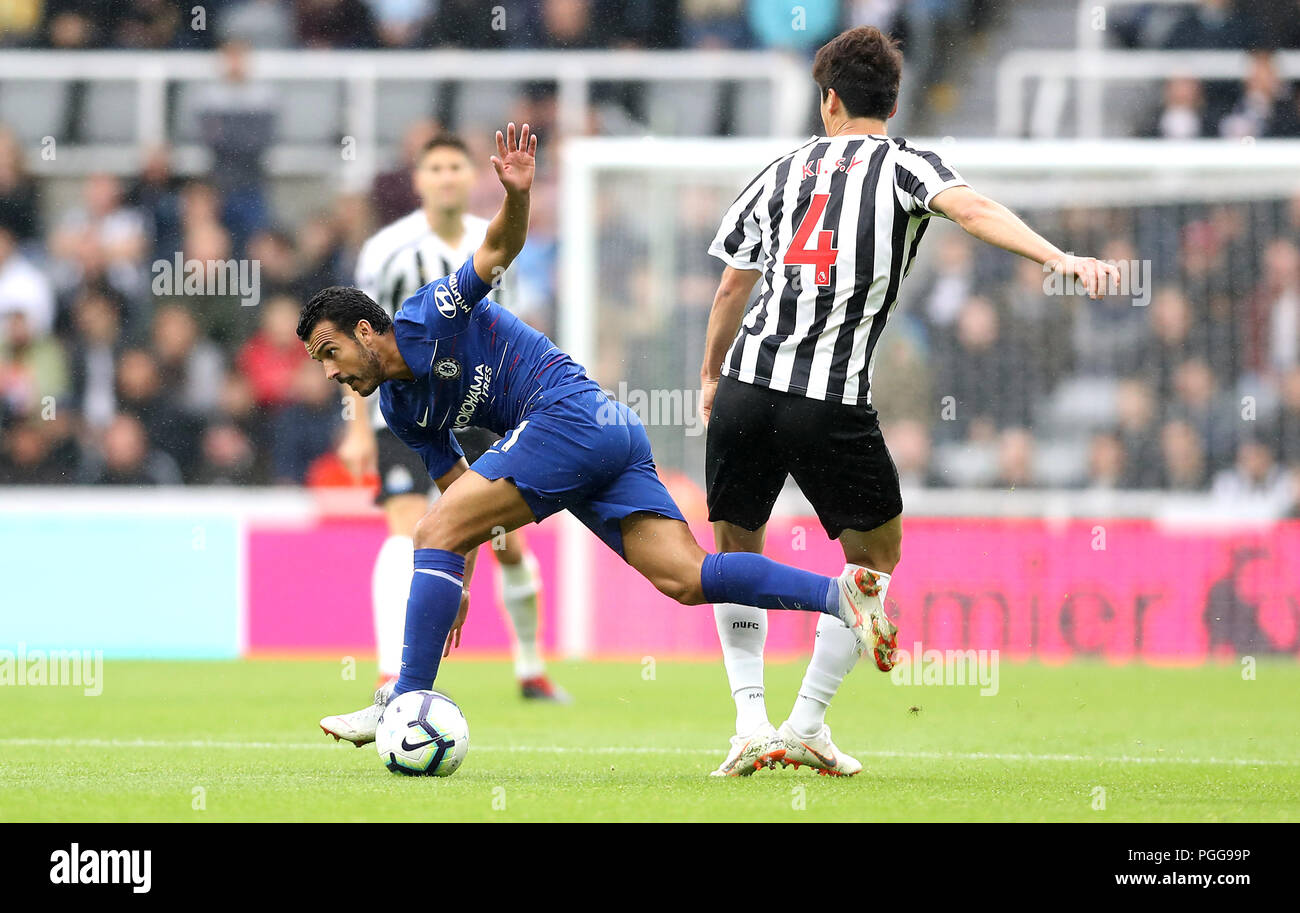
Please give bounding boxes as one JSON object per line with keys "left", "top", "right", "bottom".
{"left": 812, "top": 26, "right": 904, "bottom": 121}
{"left": 418, "top": 134, "right": 471, "bottom": 161}
{"left": 297, "top": 286, "right": 393, "bottom": 342}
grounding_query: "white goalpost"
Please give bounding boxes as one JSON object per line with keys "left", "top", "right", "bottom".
{"left": 553, "top": 137, "right": 1300, "bottom": 657}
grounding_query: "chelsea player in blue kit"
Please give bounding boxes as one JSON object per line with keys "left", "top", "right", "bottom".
{"left": 306, "top": 124, "right": 896, "bottom": 763}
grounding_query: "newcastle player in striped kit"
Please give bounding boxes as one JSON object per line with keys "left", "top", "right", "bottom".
{"left": 343, "top": 134, "right": 568, "bottom": 702}
{"left": 700, "top": 27, "right": 1119, "bottom": 776}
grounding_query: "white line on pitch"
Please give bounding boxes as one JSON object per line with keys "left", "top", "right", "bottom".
{"left": 0, "top": 737, "right": 1296, "bottom": 767}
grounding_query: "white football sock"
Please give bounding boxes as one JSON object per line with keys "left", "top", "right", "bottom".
{"left": 372, "top": 534, "right": 414, "bottom": 680}
{"left": 789, "top": 568, "right": 892, "bottom": 738}
{"left": 499, "top": 551, "right": 544, "bottom": 679}
{"left": 714, "top": 602, "right": 769, "bottom": 736}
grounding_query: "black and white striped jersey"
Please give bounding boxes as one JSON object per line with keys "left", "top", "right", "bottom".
{"left": 354, "top": 209, "right": 500, "bottom": 430}
{"left": 708, "top": 135, "right": 967, "bottom": 407}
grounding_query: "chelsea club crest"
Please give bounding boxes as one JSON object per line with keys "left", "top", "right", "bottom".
{"left": 433, "top": 357, "right": 462, "bottom": 381}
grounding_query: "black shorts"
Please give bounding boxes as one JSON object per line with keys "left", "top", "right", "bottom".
{"left": 705, "top": 375, "right": 902, "bottom": 539}
{"left": 375, "top": 425, "right": 502, "bottom": 505}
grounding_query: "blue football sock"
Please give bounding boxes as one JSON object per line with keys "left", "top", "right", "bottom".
{"left": 393, "top": 549, "right": 466, "bottom": 697}
{"left": 699, "top": 553, "right": 838, "bottom": 616}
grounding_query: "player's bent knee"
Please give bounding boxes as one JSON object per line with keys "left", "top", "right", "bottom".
{"left": 413, "top": 504, "right": 477, "bottom": 555}
{"left": 652, "top": 573, "right": 706, "bottom": 606}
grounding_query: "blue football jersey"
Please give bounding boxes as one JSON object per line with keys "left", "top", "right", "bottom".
{"left": 378, "top": 256, "right": 601, "bottom": 480}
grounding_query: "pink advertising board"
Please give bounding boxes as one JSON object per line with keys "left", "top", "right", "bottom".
{"left": 246, "top": 517, "right": 1300, "bottom": 661}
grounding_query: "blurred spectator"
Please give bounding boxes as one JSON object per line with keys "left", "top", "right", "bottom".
{"left": 195, "top": 422, "right": 258, "bottom": 484}
{"left": 0, "top": 0, "right": 43, "bottom": 46}
{"left": 995, "top": 427, "right": 1036, "bottom": 489}
{"left": 0, "top": 418, "right": 79, "bottom": 484}
{"left": 916, "top": 232, "right": 975, "bottom": 328}
{"left": 1141, "top": 286, "right": 1200, "bottom": 399}
{"left": 295, "top": 212, "right": 346, "bottom": 300}
{"left": 220, "top": 0, "right": 296, "bottom": 48}
{"left": 871, "top": 322, "right": 933, "bottom": 423}
{"left": 419, "top": 0, "right": 514, "bottom": 48}
{"left": 0, "top": 311, "right": 68, "bottom": 421}
{"left": 1085, "top": 431, "right": 1128, "bottom": 491}
{"left": 113, "top": 0, "right": 186, "bottom": 49}
{"left": 1114, "top": 378, "right": 1162, "bottom": 488}
{"left": 1218, "top": 52, "right": 1300, "bottom": 139}
{"left": 371, "top": 120, "right": 440, "bottom": 226}
{"left": 1168, "top": 357, "right": 1237, "bottom": 470}
{"left": 48, "top": 173, "right": 149, "bottom": 310}
{"left": 237, "top": 295, "right": 309, "bottom": 408}
{"left": 194, "top": 40, "right": 277, "bottom": 251}
{"left": 537, "top": 0, "right": 599, "bottom": 49}
{"left": 246, "top": 228, "right": 305, "bottom": 302}
{"left": 1211, "top": 438, "right": 1296, "bottom": 516}
{"left": 294, "top": 0, "right": 378, "bottom": 48}
{"left": 1276, "top": 366, "right": 1300, "bottom": 467}
{"left": 166, "top": 219, "right": 259, "bottom": 346}
{"left": 40, "top": 0, "right": 120, "bottom": 49}
{"left": 126, "top": 146, "right": 185, "bottom": 263}
{"left": 1159, "top": 418, "right": 1208, "bottom": 490}
{"left": 364, "top": 0, "right": 432, "bottom": 47}
{"left": 270, "top": 359, "right": 342, "bottom": 482}
{"left": 1246, "top": 1, "right": 1300, "bottom": 49}
{"left": 151, "top": 303, "right": 225, "bottom": 417}
{"left": 1070, "top": 238, "right": 1148, "bottom": 377}
{"left": 1162, "top": 0, "right": 1252, "bottom": 50}
{"left": 0, "top": 126, "right": 39, "bottom": 243}
{"left": 886, "top": 418, "right": 938, "bottom": 487}
{"left": 1247, "top": 238, "right": 1300, "bottom": 375}
{"left": 67, "top": 288, "right": 123, "bottom": 429}
{"left": 114, "top": 347, "right": 202, "bottom": 477}
{"left": 682, "top": 0, "right": 748, "bottom": 48}
{"left": 933, "top": 295, "right": 1035, "bottom": 441}
{"left": 79, "top": 412, "right": 183, "bottom": 485}
{"left": 0, "top": 222, "right": 56, "bottom": 339}
{"left": 1143, "top": 76, "right": 1209, "bottom": 139}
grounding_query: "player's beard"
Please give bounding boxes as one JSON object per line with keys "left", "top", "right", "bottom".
{"left": 349, "top": 345, "right": 385, "bottom": 396}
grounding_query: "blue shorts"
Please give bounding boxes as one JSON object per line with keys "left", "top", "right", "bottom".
{"left": 470, "top": 388, "right": 686, "bottom": 557}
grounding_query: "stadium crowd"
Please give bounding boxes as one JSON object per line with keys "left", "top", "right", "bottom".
{"left": 0, "top": 1, "right": 1295, "bottom": 515}
{"left": 1114, "top": 0, "right": 1300, "bottom": 139}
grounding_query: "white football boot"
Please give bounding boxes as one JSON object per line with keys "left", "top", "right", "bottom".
{"left": 320, "top": 680, "right": 395, "bottom": 747}
{"left": 775, "top": 720, "right": 862, "bottom": 777}
{"left": 835, "top": 565, "right": 899, "bottom": 672}
{"left": 709, "top": 722, "right": 785, "bottom": 777}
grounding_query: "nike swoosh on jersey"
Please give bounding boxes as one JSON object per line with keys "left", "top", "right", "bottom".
{"left": 415, "top": 406, "right": 429, "bottom": 427}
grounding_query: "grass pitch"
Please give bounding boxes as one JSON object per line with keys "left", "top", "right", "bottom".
{"left": 2, "top": 658, "right": 1297, "bottom": 822}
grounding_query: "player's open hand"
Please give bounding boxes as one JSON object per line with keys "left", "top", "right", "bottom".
{"left": 1047, "top": 254, "right": 1122, "bottom": 300}
{"left": 491, "top": 122, "right": 536, "bottom": 197}
{"left": 443, "top": 589, "right": 469, "bottom": 658}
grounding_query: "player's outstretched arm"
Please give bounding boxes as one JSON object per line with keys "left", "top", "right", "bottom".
{"left": 472, "top": 122, "right": 537, "bottom": 289}
{"left": 931, "top": 185, "right": 1120, "bottom": 299}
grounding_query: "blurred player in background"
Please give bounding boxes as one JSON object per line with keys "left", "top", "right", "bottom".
{"left": 345, "top": 134, "right": 568, "bottom": 702}
{"left": 700, "top": 26, "right": 1120, "bottom": 777}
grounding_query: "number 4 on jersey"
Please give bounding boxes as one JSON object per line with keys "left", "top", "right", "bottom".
{"left": 784, "top": 193, "right": 838, "bottom": 287}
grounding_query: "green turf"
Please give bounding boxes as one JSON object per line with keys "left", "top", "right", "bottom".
{"left": 1, "top": 658, "right": 1297, "bottom": 822}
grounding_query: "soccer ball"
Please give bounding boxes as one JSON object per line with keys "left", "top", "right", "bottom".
{"left": 376, "top": 690, "right": 470, "bottom": 777}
